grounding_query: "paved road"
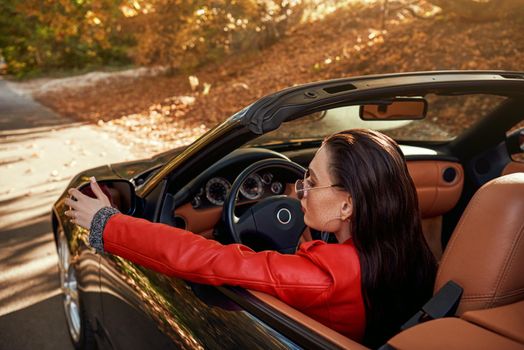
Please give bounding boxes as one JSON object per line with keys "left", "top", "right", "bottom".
{"left": 0, "top": 78, "right": 136, "bottom": 349}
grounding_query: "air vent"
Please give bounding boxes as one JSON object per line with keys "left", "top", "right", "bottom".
{"left": 443, "top": 167, "right": 457, "bottom": 183}
{"left": 174, "top": 216, "right": 187, "bottom": 230}
{"left": 323, "top": 83, "right": 357, "bottom": 94}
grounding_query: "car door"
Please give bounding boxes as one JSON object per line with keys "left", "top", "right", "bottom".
{"left": 98, "top": 251, "right": 302, "bottom": 349}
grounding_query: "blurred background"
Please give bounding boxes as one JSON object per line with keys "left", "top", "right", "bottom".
{"left": 1, "top": 0, "right": 523, "bottom": 155}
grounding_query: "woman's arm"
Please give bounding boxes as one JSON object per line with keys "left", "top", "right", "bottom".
{"left": 101, "top": 212, "right": 331, "bottom": 308}
{"left": 64, "top": 178, "right": 332, "bottom": 309}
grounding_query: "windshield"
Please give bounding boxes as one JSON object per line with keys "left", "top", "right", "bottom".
{"left": 249, "top": 94, "right": 507, "bottom": 145}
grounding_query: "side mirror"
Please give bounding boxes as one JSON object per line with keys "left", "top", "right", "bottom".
{"left": 360, "top": 97, "right": 427, "bottom": 120}
{"left": 78, "top": 179, "right": 136, "bottom": 215}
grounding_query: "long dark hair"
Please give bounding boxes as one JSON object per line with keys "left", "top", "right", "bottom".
{"left": 324, "top": 129, "right": 437, "bottom": 348}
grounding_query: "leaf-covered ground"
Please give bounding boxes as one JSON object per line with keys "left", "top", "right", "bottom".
{"left": 34, "top": 3, "right": 524, "bottom": 155}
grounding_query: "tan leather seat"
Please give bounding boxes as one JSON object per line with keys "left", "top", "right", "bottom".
{"left": 434, "top": 172, "right": 524, "bottom": 315}
{"left": 385, "top": 173, "right": 524, "bottom": 349}
{"left": 387, "top": 317, "right": 524, "bottom": 350}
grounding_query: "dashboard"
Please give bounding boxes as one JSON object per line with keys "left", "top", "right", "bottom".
{"left": 192, "top": 170, "right": 288, "bottom": 209}
{"left": 170, "top": 148, "right": 300, "bottom": 234}
{"left": 168, "top": 144, "right": 465, "bottom": 249}
{"left": 170, "top": 148, "right": 299, "bottom": 214}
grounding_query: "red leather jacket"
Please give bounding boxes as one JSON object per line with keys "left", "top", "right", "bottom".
{"left": 102, "top": 213, "right": 366, "bottom": 341}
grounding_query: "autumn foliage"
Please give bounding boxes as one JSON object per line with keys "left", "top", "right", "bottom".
{"left": 0, "top": 0, "right": 304, "bottom": 76}
{"left": 31, "top": 0, "right": 523, "bottom": 155}
{"left": 2, "top": 0, "right": 523, "bottom": 77}
{"left": 0, "top": 0, "right": 132, "bottom": 76}
{"left": 128, "top": 0, "right": 304, "bottom": 71}
{"left": 429, "top": 0, "right": 524, "bottom": 21}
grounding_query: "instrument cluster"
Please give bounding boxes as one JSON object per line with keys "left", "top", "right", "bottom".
{"left": 191, "top": 171, "right": 285, "bottom": 209}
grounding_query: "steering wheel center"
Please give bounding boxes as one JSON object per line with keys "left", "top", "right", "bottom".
{"left": 276, "top": 208, "right": 292, "bottom": 224}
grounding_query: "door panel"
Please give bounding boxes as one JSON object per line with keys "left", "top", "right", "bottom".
{"left": 99, "top": 253, "right": 301, "bottom": 349}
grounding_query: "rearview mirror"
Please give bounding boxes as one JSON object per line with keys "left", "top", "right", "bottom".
{"left": 360, "top": 97, "right": 427, "bottom": 120}
{"left": 78, "top": 179, "right": 136, "bottom": 215}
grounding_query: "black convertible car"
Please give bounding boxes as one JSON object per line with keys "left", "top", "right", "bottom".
{"left": 52, "top": 71, "right": 524, "bottom": 349}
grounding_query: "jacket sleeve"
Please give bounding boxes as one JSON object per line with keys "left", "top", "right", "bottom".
{"left": 102, "top": 213, "right": 333, "bottom": 308}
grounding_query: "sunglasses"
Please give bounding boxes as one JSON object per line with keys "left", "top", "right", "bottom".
{"left": 294, "top": 177, "right": 342, "bottom": 200}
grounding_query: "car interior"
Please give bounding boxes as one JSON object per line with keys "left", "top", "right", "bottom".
{"left": 157, "top": 95, "right": 522, "bottom": 348}
{"left": 106, "top": 91, "right": 524, "bottom": 348}
{"left": 168, "top": 157, "right": 522, "bottom": 349}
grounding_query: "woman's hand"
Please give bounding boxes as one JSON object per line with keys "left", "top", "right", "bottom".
{"left": 64, "top": 177, "right": 112, "bottom": 230}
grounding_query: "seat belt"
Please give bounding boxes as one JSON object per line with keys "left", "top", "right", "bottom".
{"left": 400, "top": 280, "right": 463, "bottom": 331}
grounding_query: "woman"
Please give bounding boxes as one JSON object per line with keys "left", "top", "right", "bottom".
{"left": 65, "top": 129, "right": 437, "bottom": 347}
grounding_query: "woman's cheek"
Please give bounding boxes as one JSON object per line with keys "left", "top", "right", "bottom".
{"left": 303, "top": 210, "right": 323, "bottom": 232}
{"left": 303, "top": 212, "right": 310, "bottom": 227}
{"left": 302, "top": 208, "right": 317, "bottom": 230}
{"left": 302, "top": 197, "right": 330, "bottom": 231}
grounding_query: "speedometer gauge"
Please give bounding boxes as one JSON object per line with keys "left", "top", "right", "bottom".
{"left": 240, "top": 173, "right": 264, "bottom": 200}
{"left": 205, "top": 177, "right": 231, "bottom": 206}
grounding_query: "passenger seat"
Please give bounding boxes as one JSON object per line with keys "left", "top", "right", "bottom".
{"left": 383, "top": 173, "right": 524, "bottom": 349}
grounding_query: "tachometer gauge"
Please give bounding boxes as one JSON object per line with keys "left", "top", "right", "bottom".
{"left": 240, "top": 173, "right": 264, "bottom": 200}
{"left": 205, "top": 177, "right": 231, "bottom": 206}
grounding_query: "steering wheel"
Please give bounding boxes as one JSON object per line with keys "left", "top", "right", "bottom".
{"left": 223, "top": 158, "right": 306, "bottom": 254}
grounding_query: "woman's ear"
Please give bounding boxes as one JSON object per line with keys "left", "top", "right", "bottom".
{"left": 340, "top": 195, "right": 353, "bottom": 221}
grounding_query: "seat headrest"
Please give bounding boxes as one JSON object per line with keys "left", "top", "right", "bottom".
{"left": 434, "top": 173, "right": 524, "bottom": 315}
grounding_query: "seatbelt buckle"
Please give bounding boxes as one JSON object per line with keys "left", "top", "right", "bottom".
{"left": 401, "top": 280, "right": 463, "bottom": 331}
